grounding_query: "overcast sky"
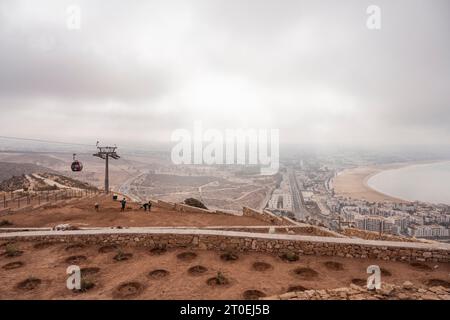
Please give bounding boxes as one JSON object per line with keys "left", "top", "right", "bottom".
{"left": 0, "top": 0, "right": 449, "bottom": 149}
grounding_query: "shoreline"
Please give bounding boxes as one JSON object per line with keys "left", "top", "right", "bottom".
{"left": 333, "top": 160, "right": 450, "bottom": 203}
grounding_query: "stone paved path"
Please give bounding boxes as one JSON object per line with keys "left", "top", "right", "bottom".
{"left": 1, "top": 226, "right": 449, "bottom": 251}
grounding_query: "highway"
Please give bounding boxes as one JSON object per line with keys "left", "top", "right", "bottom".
{"left": 287, "top": 168, "right": 337, "bottom": 229}
{"left": 117, "top": 172, "right": 147, "bottom": 202}
{"left": 287, "top": 169, "right": 309, "bottom": 220}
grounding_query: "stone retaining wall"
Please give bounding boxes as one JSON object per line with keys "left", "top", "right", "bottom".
{"left": 152, "top": 199, "right": 241, "bottom": 216}
{"left": 153, "top": 200, "right": 176, "bottom": 210}
{"left": 243, "top": 207, "right": 293, "bottom": 225}
{"left": 342, "top": 227, "right": 425, "bottom": 243}
{"left": 174, "top": 203, "right": 214, "bottom": 214}
{"left": 3, "top": 230, "right": 449, "bottom": 263}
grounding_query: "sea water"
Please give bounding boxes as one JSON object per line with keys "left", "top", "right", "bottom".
{"left": 367, "top": 161, "right": 450, "bottom": 205}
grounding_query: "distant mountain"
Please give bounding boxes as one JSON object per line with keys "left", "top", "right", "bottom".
{"left": 0, "top": 169, "right": 98, "bottom": 192}
{"left": 0, "top": 162, "right": 56, "bottom": 183}
{"left": 0, "top": 153, "right": 65, "bottom": 168}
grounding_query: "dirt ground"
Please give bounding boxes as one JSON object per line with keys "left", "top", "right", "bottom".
{"left": 4, "top": 196, "right": 272, "bottom": 228}
{"left": 0, "top": 241, "right": 449, "bottom": 300}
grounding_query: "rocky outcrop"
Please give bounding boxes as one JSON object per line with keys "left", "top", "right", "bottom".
{"left": 262, "top": 282, "right": 450, "bottom": 300}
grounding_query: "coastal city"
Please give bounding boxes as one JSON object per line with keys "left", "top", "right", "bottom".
{"left": 265, "top": 157, "right": 450, "bottom": 243}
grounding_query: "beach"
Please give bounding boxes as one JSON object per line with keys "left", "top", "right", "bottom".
{"left": 333, "top": 164, "right": 410, "bottom": 203}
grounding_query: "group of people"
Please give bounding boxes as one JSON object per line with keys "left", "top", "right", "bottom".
{"left": 141, "top": 201, "right": 152, "bottom": 212}
{"left": 119, "top": 197, "right": 152, "bottom": 213}
{"left": 93, "top": 196, "right": 153, "bottom": 213}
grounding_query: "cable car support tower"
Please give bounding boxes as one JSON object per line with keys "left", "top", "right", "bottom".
{"left": 93, "top": 143, "right": 120, "bottom": 194}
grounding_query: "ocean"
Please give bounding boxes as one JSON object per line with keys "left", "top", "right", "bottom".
{"left": 367, "top": 161, "right": 450, "bottom": 205}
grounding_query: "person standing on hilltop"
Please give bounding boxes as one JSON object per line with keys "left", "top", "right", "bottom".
{"left": 148, "top": 201, "right": 152, "bottom": 212}
{"left": 120, "top": 198, "right": 127, "bottom": 212}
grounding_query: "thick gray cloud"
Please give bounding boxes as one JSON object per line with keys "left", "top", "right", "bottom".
{"left": 0, "top": 0, "right": 449, "bottom": 147}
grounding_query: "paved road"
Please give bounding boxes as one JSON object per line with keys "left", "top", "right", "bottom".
{"left": 117, "top": 172, "right": 147, "bottom": 202}
{"left": 288, "top": 169, "right": 309, "bottom": 220}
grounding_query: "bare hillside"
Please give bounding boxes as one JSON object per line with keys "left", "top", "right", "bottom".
{"left": 0, "top": 162, "right": 56, "bottom": 183}
{"left": 0, "top": 153, "right": 65, "bottom": 168}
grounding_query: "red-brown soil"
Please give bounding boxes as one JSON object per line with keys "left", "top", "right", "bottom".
{"left": 148, "top": 269, "right": 170, "bottom": 279}
{"left": 293, "top": 267, "right": 319, "bottom": 280}
{"left": 177, "top": 252, "right": 197, "bottom": 262}
{"left": 1, "top": 241, "right": 448, "bottom": 299}
{"left": 4, "top": 196, "right": 272, "bottom": 228}
{"left": 188, "top": 265, "right": 208, "bottom": 276}
{"left": 2, "top": 261, "right": 24, "bottom": 270}
{"left": 323, "top": 261, "right": 344, "bottom": 271}
{"left": 220, "top": 252, "right": 239, "bottom": 262}
{"left": 424, "top": 279, "right": 450, "bottom": 288}
{"left": 243, "top": 290, "right": 266, "bottom": 300}
{"left": 81, "top": 267, "right": 100, "bottom": 276}
{"left": 252, "top": 262, "right": 273, "bottom": 272}
{"left": 65, "top": 255, "right": 87, "bottom": 265}
{"left": 287, "top": 285, "right": 308, "bottom": 292}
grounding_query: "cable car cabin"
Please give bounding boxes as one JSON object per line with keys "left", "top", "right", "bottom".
{"left": 71, "top": 160, "right": 83, "bottom": 172}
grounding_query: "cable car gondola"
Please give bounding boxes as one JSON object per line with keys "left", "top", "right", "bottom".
{"left": 71, "top": 153, "right": 83, "bottom": 172}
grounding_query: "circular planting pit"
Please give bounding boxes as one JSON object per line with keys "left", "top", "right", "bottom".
{"left": 65, "top": 244, "right": 85, "bottom": 252}
{"left": 409, "top": 262, "right": 433, "bottom": 271}
{"left": 220, "top": 252, "right": 239, "bottom": 262}
{"left": 33, "top": 242, "right": 54, "bottom": 250}
{"left": 0, "top": 241, "right": 15, "bottom": 248}
{"left": 17, "top": 277, "right": 42, "bottom": 291}
{"left": 2, "top": 261, "right": 24, "bottom": 270}
{"left": 177, "top": 252, "right": 197, "bottom": 262}
{"left": 149, "top": 247, "right": 167, "bottom": 255}
{"left": 279, "top": 252, "right": 299, "bottom": 262}
{"left": 81, "top": 267, "right": 100, "bottom": 276}
{"left": 293, "top": 267, "right": 319, "bottom": 280}
{"left": 243, "top": 290, "right": 266, "bottom": 300}
{"left": 114, "top": 282, "right": 144, "bottom": 299}
{"left": 188, "top": 265, "right": 208, "bottom": 276}
{"left": 74, "top": 279, "right": 96, "bottom": 293}
{"left": 425, "top": 279, "right": 450, "bottom": 288}
{"left": 380, "top": 268, "right": 392, "bottom": 277}
{"left": 113, "top": 252, "right": 133, "bottom": 262}
{"left": 323, "top": 261, "right": 344, "bottom": 271}
{"left": 287, "top": 285, "right": 308, "bottom": 292}
{"left": 148, "top": 269, "right": 170, "bottom": 279}
{"left": 252, "top": 262, "right": 273, "bottom": 272}
{"left": 65, "top": 255, "right": 87, "bottom": 264}
{"left": 98, "top": 245, "right": 118, "bottom": 254}
{"left": 351, "top": 278, "right": 367, "bottom": 286}
{"left": 206, "top": 273, "right": 230, "bottom": 287}
{"left": 2, "top": 250, "right": 23, "bottom": 258}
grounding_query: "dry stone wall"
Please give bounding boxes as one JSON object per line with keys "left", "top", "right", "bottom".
{"left": 2, "top": 230, "right": 449, "bottom": 263}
